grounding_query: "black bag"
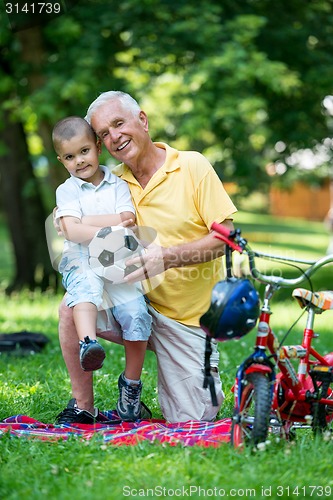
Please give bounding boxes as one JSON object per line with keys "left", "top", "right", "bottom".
{"left": 0, "top": 330, "right": 49, "bottom": 354}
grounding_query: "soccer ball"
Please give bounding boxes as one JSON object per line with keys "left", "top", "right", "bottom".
{"left": 88, "top": 226, "right": 144, "bottom": 284}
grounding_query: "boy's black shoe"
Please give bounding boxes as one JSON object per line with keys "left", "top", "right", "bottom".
{"left": 116, "top": 373, "right": 152, "bottom": 421}
{"left": 79, "top": 336, "right": 105, "bottom": 371}
{"left": 117, "top": 373, "right": 142, "bottom": 421}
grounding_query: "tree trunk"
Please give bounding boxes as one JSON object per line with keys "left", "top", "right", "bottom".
{"left": 0, "top": 109, "right": 58, "bottom": 293}
{"left": 16, "top": 26, "right": 68, "bottom": 190}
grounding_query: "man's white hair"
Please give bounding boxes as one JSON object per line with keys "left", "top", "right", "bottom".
{"left": 85, "top": 91, "right": 141, "bottom": 124}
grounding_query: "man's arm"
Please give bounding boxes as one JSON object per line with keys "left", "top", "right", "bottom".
{"left": 164, "top": 219, "right": 234, "bottom": 268}
{"left": 124, "top": 219, "right": 234, "bottom": 282}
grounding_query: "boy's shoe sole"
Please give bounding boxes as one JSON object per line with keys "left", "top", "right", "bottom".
{"left": 79, "top": 337, "right": 106, "bottom": 371}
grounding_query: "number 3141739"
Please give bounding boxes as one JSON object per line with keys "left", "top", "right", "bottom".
{"left": 5, "top": 3, "right": 61, "bottom": 14}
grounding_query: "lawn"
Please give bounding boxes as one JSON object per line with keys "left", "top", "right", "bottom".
{"left": 1, "top": 211, "right": 333, "bottom": 499}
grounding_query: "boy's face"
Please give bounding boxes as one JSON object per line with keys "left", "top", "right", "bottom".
{"left": 57, "top": 133, "right": 102, "bottom": 185}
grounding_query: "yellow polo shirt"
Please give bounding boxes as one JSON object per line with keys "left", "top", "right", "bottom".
{"left": 112, "top": 143, "right": 237, "bottom": 326}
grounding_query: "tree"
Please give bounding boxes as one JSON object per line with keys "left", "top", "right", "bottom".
{"left": 0, "top": 108, "right": 57, "bottom": 292}
{"left": 0, "top": 17, "right": 60, "bottom": 292}
{"left": 6, "top": 0, "right": 333, "bottom": 192}
{"left": 129, "top": 0, "right": 333, "bottom": 194}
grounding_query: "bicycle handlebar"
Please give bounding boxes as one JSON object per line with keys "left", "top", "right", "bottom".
{"left": 211, "top": 222, "right": 333, "bottom": 288}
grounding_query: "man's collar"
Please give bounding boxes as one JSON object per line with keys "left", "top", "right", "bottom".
{"left": 112, "top": 142, "right": 180, "bottom": 183}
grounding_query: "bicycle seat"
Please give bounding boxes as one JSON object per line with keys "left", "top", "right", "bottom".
{"left": 292, "top": 288, "right": 333, "bottom": 312}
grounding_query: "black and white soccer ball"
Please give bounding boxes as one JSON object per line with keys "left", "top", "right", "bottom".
{"left": 88, "top": 226, "right": 144, "bottom": 284}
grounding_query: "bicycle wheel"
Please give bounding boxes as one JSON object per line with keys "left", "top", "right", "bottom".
{"left": 231, "top": 372, "right": 272, "bottom": 448}
{"left": 311, "top": 402, "right": 327, "bottom": 434}
{"left": 310, "top": 372, "right": 333, "bottom": 434}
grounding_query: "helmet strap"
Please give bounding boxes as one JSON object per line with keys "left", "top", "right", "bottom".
{"left": 225, "top": 245, "right": 233, "bottom": 279}
{"left": 203, "top": 335, "right": 218, "bottom": 406}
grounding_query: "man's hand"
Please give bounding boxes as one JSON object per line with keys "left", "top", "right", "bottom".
{"left": 123, "top": 220, "right": 234, "bottom": 283}
{"left": 117, "top": 218, "right": 136, "bottom": 228}
{"left": 124, "top": 242, "right": 166, "bottom": 283}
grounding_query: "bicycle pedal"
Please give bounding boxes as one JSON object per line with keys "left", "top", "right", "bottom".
{"left": 310, "top": 365, "right": 333, "bottom": 383}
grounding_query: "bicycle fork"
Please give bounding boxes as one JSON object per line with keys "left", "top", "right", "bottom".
{"left": 234, "top": 284, "right": 277, "bottom": 412}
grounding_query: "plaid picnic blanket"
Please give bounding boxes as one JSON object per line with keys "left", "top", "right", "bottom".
{"left": 0, "top": 412, "right": 231, "bottom": 447}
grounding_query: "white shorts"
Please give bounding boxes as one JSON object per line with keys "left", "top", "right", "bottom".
{"left": 60, "top": 254, "right": 151, "bottom": 342}
{"left": 97, "top": 304, "right": 224, "bottom": 422}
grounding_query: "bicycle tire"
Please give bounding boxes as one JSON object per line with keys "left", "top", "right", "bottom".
{"left": 311, "top": 378, "right": 333, "bottom": 434}
{"left": 231, "top": 372, "right": 272, "bottom": 448}
{"left": 311, "top": 401, "right": 329, "bottom": 434}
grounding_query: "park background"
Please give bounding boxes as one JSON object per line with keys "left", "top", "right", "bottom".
{"left": 1, "top": 1, "right": 333, "bottom": 499}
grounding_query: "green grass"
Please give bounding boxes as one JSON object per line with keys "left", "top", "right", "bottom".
{"left": 1, "top": 211, "right": 333, "bottom": 499}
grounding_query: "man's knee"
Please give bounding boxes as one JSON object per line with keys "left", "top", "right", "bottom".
{"left": 59, "top": 296, "right": 72, "bottom": 319}
{"left": 58, "top": 296, "right": 76, "bottom": 341}
{"left": 158, "top": 370, "right": 224, "bottom": 422}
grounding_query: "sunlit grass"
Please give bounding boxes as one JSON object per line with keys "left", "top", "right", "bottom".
{"left": 0, "top": 290, "right": 60, "bottom": 333}
{"left": 233, "top": 211, "right": 330, "bottom": 260}
{"left": 1, "top": 211, "right": 333, "bottom": 499}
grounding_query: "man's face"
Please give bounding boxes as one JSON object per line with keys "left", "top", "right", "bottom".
{"left": 90, "top": 100, "right": 149, "bottom": 165}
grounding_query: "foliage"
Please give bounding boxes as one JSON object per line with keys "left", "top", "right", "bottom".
{"left": 1, "top": 0, "right": 333, "bottom": 191}
{"left": 1, "top": 0, "right": 333, "bottom": 290}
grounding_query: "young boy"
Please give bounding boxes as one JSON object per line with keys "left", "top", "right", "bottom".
{"left": 53, "top": 116, "right": 152, "bottom": 421}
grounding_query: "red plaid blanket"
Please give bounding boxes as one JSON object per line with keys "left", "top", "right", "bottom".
{"left": 0, "top": 413, "right": 231, "bottom": 447}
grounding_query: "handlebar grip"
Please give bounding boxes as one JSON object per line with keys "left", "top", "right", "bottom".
{"left": 211, "top": 222, "right": 232, "bottom": 237}
{"left": 211, "top": 221, "right": 244, "bottom": 253}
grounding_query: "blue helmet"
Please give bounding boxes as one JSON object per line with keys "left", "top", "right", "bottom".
{"left": 200, "top": 278, "right": 260, "bottom": 341}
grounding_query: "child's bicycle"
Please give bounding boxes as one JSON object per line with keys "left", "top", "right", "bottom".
{"left": 201, "top": 222, "right": 333, "bottom": 449}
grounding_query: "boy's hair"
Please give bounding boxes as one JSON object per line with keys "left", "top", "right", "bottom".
{"left": 52, "top": 116, "right": 96, "bottom": 154}
{"left": 85, "top": 91, "right": 141, "bottom": 124}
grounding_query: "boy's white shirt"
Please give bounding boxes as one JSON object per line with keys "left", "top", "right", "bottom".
{"left": 55, "top": 165, "right": 135, "bottom": 257}
{"left": 55, "top": 165, "right": 134, "bottom": 220}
